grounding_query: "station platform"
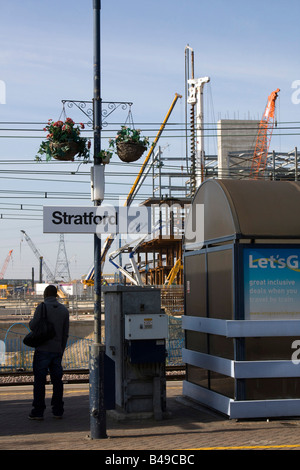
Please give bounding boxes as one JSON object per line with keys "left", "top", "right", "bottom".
{"left": 1, "top": 381, "right": 300, "bottom": 452}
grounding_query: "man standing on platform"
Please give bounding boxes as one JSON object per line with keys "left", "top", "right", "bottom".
{"left": 28, "top": 284, "right": 69, "bottom": 420}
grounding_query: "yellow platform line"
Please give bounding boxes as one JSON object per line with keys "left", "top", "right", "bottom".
{"left": 185, "top": 444, "right": 300, "bottom": 450}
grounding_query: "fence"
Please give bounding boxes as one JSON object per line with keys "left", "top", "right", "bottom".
{"left": 0, "top": 316, "right": 184, "bottom": 372}
{"left": 166, "top": 316, "right": 184, "bottom": 365}
{"left": 1, "top": 334, "right": 94, "bottom": 372}
{"left": 161, "top": 286, "right": 184, "bottom": 316}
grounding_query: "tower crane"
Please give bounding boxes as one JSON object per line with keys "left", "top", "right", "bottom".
{"left": 0, "top": 250, "right": 13, "bottom": 279}
{"left": 250, "top": 88, "right": 280, "bottom": 179}
{"left": 21, "top": 230, "right": 55, "bottom": 283}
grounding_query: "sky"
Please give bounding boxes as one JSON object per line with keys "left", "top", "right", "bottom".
{"left": 1, "top": 0, "right": 300, "bottom": 282}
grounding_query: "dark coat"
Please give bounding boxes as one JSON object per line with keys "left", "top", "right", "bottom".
{"left": 29, "top": 296, "right": 69, "bottom": 354}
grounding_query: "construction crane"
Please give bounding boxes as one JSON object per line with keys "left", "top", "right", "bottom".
{"left": 0, "top": 250, "right": 13, "bottom": 279}
{"left": 164, "top": 259, "right": 183, "bottom": 287}
{"left": 250, "top": 88, "right": 280, "bottom": 179}
{"left": 21, "top": 230, "right": 55, "bottom": 283}
{"left": 83, "top": 93, "right": 182, "bottom": 286}
{"left": 20, "top": 230, "right": 68, "bottom": 301}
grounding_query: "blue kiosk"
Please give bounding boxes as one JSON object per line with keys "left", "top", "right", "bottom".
{"left": 182, "top": 179, "right": 300, "bottom": 419}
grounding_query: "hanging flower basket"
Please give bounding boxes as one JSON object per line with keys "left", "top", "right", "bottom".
{"left": 109, "top": 126, "right": 149, "bottom": 164}
{"left": 35, "top": 118, "right": 91, "bottom": 162}
{"left": 49, "top": 141, "right": 82, "bottom": 161}
{"left": 116, "top": 141, "right": 147, "bottom": 163}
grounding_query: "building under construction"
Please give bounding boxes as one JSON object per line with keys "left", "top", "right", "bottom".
{"left": 88, "top": 49, "right": 298, "bottom": 297}
{"left": 132, "top": 129, "right": 300, "bottom": 289}
{"left": 130, "top": 80, "right": 293, "bottom": 289}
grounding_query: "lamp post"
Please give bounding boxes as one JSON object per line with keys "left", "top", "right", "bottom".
{"left": 61, "top": 2, "right": 132, "bottom": 439}
{"left": 89, "top": 0, "right": 107, "bottom": 440}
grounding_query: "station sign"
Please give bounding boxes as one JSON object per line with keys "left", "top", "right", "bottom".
{"left": 43, "top": 206, "right": 151, "bottom": 234}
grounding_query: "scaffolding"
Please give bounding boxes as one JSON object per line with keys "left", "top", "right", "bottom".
{"left": 205, "top": 147, "right": 300, "bottom": 180}
{"left": 135, "top": 196, "right": 190, "bottom": 286}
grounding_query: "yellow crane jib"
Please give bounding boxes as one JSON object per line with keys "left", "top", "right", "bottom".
{"left": 85, "top": 93, "right": 182, "bottom": 284}
{"left": 165, "top": 259, "right": 183, "bottom": 287}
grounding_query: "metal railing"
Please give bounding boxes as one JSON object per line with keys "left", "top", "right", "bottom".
{"left": 0, "top": 316, "right": 184, "bottom": 372}
{"left": 1, "top": 333, "right": 93, "bottom": 372}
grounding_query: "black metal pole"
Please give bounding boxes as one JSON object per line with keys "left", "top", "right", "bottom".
{"left": 39, "top": 257, "right": 43, "bottom": 283}
{"left": 93, "top": 0, "right": 101, "bottom": 167}
{"left": 89, "top": 0, "right": 107, "bottom": 440}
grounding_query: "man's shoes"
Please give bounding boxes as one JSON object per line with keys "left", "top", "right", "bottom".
{"left": 28, "top": 413, "right": 44, "bottom": 420}
{"left": 52, "top": 407, "right": 64, "bottom": 419}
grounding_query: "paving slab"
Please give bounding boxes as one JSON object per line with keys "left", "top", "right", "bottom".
{"left": 1, "top": 382, "right": 300, "bottom": 452}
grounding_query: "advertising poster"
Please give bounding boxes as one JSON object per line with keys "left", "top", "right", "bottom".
{"left": 243, "top": 247, "right": 300, "bottom": 320}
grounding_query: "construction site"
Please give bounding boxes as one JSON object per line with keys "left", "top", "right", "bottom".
{"left": 2, "top": 0, "right": 300, "bottom": 450}
{"left": 1, "top": 11, "right": 300, "bottom": 441}
{"left": 0, "top": 45, "right": 297, "bottom": 313}
{"left": 2, "top": 50, "right": 300, "bottom": 419}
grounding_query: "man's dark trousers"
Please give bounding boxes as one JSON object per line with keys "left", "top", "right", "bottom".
{"left": 32, "top": 350, "right": 64, "bottom": 417}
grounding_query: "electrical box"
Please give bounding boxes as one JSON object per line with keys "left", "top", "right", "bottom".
{"left": 127, "top": 339, "right": 166, "bottom": 364}
{"left": 125, "top": 313, "right": 168, "bottom": 340}
{"left": 104, "top": 285, "right": 167, "bottom": 419}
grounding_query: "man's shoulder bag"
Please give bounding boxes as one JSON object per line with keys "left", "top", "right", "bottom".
{"left": 23, "top": 302, "right": 55, "bottom": 348}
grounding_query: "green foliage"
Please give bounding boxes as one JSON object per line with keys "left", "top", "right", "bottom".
{"left": 35, "top": 118, "right": 91, "bottom": 161}
{"left": 109, "top": 125, "right": 149, "bottom": 151}
{"left": 98, "top": 149, "right": 113, "bottom": 163}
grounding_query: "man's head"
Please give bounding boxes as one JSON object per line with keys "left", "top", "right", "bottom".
{"left": 44, "top": 284, "right": 57, "bottom": 299}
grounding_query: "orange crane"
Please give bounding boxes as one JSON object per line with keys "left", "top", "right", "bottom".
{"left": 250, "top": 88, "right": 280, "bottom": 179}
{"left": 0, "top": 250, "right": 13, "bottom": 279}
